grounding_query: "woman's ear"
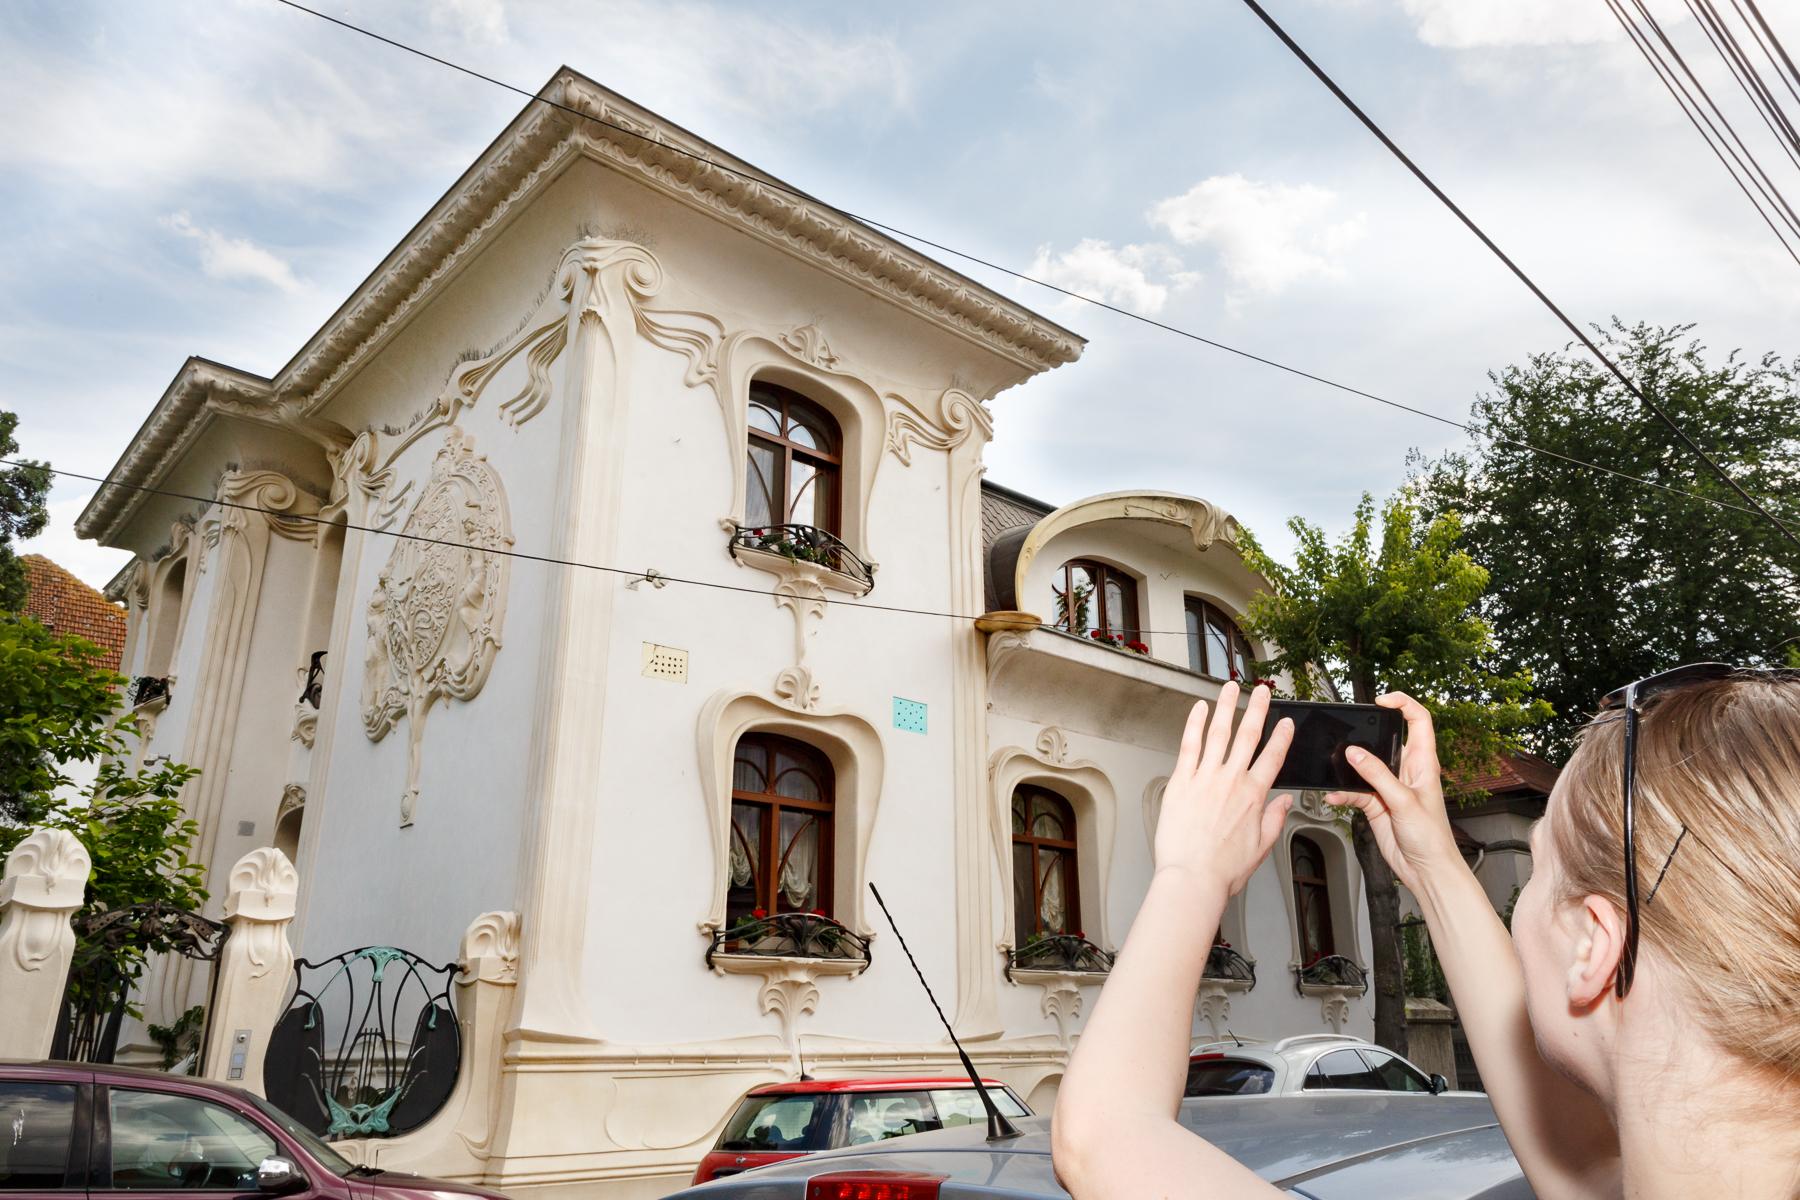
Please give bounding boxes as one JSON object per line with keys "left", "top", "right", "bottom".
{"left": 1566, "top": 894, "right": 1627, "bottom": 1007}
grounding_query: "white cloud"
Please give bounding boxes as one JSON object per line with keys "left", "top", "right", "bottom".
{"left": 165, "top": 213, "right": 303, "bottom": 293}
{"left": 1025, "top": 239, "right": 1197, "bottom": 315}
{"left": 432, "top": 0, "right": 509, "bottom": 44}
{"left": 17, "top": 492, "right": 132, "bottom": 593}
{"left": 1149, "top": 175, "right": 1366, "bottom": 297}
{"left": 1398, "top": 0, "right": 1625, "bottom": 48}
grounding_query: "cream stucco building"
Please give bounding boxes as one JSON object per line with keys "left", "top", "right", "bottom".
{"left": 81, "top": 70, "right": 1375, "bottom": 1199}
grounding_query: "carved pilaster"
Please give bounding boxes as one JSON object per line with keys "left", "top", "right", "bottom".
{"left": 200, "top": 848, "right": 298, "bottom": 1095}
{"left": 0, "top": 831, "right": 91, "bottom": 1060}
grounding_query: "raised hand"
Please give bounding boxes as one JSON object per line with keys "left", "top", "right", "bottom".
{"left": 1154, "top": 681, "right": 1295, "bottom": 896}
{"left": 1323, "top": 691, "right": 1463, "bottom": 893}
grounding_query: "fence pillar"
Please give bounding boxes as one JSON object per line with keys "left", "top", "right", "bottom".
{"left": 201, "top": 848, "right": 297, "bottom": 1095}
{"left": 0, "top": 830, "right": 91, "bottom": 1060}
{"left": 1404, "top": 997, "right": 1458, "bottom": 1087}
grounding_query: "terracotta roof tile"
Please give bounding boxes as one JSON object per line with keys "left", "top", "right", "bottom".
{"left": 1455, "top": 751, "right": 1561, "bottom": 798}
{"left": 20, "top": 555, "right": 127, "bottom": 672}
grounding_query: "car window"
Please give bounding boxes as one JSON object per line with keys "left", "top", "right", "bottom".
{"left": 1184, "top": 1059, "right": 1275, "bottom": 1097}
{"left": 928, "top": 1088, "right": 1029, "bottom": 1128}
{"left": 107, "top": 1090, "right": 277, "bottom": 1191}
{"left": 1314, "top": 1049, "right": 1384, "bottom": 1090}
{"left": 717, "top": 1095, "right": 831, "bottom": 1153}
{"left": 843, "top": 1093, "right": 941, "bottom": 1146}
{"left": 1301, "top": 1060, "right": 1326, "bottom": 1091}
{"left": 1359, "top": 1050, "right": 1432, "bottom": 1092}
{"left": 0, "top": 1082, "right": 79, "bottom": 1191}
{"left": 242, "top": 1093, "right": 352, "bottom": 1176}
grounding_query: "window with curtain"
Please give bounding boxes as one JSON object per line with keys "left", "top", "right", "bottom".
{"left": 729, "top": 733, "right": 835, "bottom": 924}
{"left": 1291, "top": 834, "right": 1335, "bottom": 964}
{"left": 1051, "top": 560, "right": 1139, "bottom": 643}
{"left": 1185, "top": 597, "right": 1255, "bottom": 680}
{"left": 745, "top": 382, "right": 842, "bottom": 534}
{"left": 1012, "top": 786, "right": 1081, "bottom": 944}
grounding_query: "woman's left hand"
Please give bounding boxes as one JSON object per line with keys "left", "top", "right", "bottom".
{"left": 1153, "top": 681, "right": 1295, "bottom": 896}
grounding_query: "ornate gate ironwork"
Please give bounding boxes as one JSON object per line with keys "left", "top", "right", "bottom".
{"left": 263, "top": 946, "right": 460, "bottom": 1140}
{"left": 51, "top": 902, "right": 228, "bottom": 1065}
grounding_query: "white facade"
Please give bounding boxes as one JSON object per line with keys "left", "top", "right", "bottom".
{"left": 81, "top": 70, "right": 1373, "bottom": 1199}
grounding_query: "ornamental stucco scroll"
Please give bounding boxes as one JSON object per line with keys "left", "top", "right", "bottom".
{"left": 362, "top": 428, "right": 513, "bottom": 826}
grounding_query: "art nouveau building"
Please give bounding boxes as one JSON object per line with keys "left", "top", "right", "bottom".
{"left": 80, "top": 70, "right": 1374, "bottom": 1199}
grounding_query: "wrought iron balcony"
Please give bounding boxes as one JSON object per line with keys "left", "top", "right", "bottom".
{"left": 707, "top": 911, "right": 872, "bottom": 971}
{"left": 1294, "top": 954, "right": 1369, "bottom": 995}
{"left": 730, "top": 524, "right": 875, "bottom": 592}
{"left": 299, "top": 651, "right": 327, "bottom": 708}
{"left": 126, "top": 676, "right": 170, "bottom": 708}
{"left": 1204, "top": 944, "right": 1256, "bottom": 987}
{"left": 1006, "top": 933, "right": 1114, "bottom": 979}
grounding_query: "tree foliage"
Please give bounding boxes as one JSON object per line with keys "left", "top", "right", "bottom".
{"left": 0, "top": 410, "right": 52, "bottom": 612}
{"left": 1412, "top": 321, "right": 1800, "bottom": 759}
{"left": 1236, "top": 490, "right": 1550, "bottom": 1054}
{"left": 0, "top": 616, "right": 204, "bottom": 1019}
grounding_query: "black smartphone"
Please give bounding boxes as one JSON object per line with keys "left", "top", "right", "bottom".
{"left": 1255, "top": 700, "right": 1404, "bottom": 792}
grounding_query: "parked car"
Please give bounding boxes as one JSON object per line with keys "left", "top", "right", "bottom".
{"left": 670, "top": 1092, "right": 1532, "bottom": 1198}
{"left": 691, "top": 1077, "right": 1032, "bottom": 1185}
{"left": 0, "top": 1061, "right": 510, "bottom": 1200}
{"left": 1185, "top": 1033, "right": 1478, "bottom": 1098}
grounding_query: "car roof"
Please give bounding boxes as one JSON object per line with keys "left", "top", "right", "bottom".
{"left": 0, "top": 1061, "right": 243, "bottom": 1091}
{"left": 673, "top": 1094, "right": 1519, "bottom": 1198}
{"left": 749, "top": 1077, "right": 1005, "bottom": 1096}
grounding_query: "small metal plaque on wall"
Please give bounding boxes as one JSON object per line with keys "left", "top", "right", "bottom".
{"left": 892, "top": 697, "right": 927, "bottom": 734}
{"left": 641, "top": 642, "right": 689, "bottom": 682}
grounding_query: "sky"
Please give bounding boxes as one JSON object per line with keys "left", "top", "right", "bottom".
{"left": 6, "top": 0, "right": 1800, "bottom": 590}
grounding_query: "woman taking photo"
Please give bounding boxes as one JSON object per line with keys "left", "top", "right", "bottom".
{"left": 1053, "top": 672, "right": 1800, "bottom": 1199}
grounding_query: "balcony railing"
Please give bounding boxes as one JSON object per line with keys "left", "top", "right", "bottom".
{"left": 126, "top": 676, "right": 171, "bottom": 709}
{"left": 1006, "top": 933, "right": 1114, "bottom": 979}
{"left": 707, "top": 911, "right": 872, "bottom": 971}
{"left": 1294, "top": 954, "right": 1369, "bottom": 995}
{"left": 729, "top": 524, "right": 875, "bottom": 592}
{"left": 1204, "top": 944, "right": 1256, "bottom": 987}
{"left": 300, "top": 651, "right": 327, "bottom": 708}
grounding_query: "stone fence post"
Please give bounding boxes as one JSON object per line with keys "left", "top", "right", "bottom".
{"left": 0, "top": 830, "right": 91, "bottom": 1059}
{"left": 201, "top": 848, "right": 298, "bottom": 1095}
{"left": 1404, "top": 996, "right": 1458, "bottom": 1087}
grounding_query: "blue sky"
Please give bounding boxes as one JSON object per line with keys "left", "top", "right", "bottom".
{"left": 8, "top": 0, "right": 1800, "bottom": 588}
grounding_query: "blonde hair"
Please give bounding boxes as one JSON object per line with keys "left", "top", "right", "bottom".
{"left": 1553, "top": 674, "right": 1800, "bottom": 1078}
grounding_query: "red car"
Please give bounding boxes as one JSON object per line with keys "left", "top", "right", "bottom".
{"left": 0, "top": 1061, "right": 510, "bottom": 1200}
{"left": 690, "top": 1077, "right": 1032, "bottom": 1185}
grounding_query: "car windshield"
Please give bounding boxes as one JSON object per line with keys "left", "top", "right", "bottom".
{"left": 1184, "top": 1059, "right": 1275, "bottom": 1097}
{"left": 718, "top": 1094, "right": 832, "bottom": 1152}
{"left": 243, "top": 1093, "right": 355, "bottom": 1176}
{"left": 930, "top": 1088, "right": 1029, "bottom": 1126}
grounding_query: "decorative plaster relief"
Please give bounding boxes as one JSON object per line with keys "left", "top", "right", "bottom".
{"left": 277, "top": 785, "right": 305, "bottom": 824}
{"left": 711, "top": 954, "right": 863, "bottom": 1080}
{"left": 1038, "top": 977, "right": 1084, "bottom": 1047}
{"left": 1316, "top": 991, "right": 1354, "bottom": 1033}
{"left": 884, "top": 388, "right": 993, "bottom": 467}
{"left": 1009, "top": 491, "right": 1246, "bottom": 613}
{"left": 1034, "top": 726, "right": 1071, "bottom": 765}
{"left": 458, "top": 910, "right": 521, "bottom": 984}
{"left": 361, "top": 429, "right": 513, "bottom": 827}
{"left": 987, "top": 740, "right": 1117, "bottom": 953}
{"left": 290, "top": 704, "right": 317, "bottom": 749}
{"left": 779, "top": 323, "right": 839, "bottom": 370}
{"left": 0, "top": 830, "right": 90, "bottom": 973}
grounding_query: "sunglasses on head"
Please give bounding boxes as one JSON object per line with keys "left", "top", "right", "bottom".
{"left": 1596, "top": 662, "right": 1800, "bottom": 998}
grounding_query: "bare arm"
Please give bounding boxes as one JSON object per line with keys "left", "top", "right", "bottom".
{"left": 1053, "top": 684, "right": 1293, "bottom": 1200}
{"left": 1330, "top": 693, "right": 1622, "bottom": 1200}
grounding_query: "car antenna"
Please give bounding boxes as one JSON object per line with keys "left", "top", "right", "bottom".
{"left": 868, "top": 882, "right": 1022, "bottom": 1142}
{"left": 1227, "top": 1028, "right": 1244, "bottom": 1047}
{"left": 796, "top": 1034, "right": 813, "bottom": 1082}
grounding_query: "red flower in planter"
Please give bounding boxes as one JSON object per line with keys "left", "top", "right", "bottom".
{"left": 1089, "top": 629, "right": 1107, "bottom": 640}
{"left": 1126, "top": 640, "right": 1149, "bottom": 654}
{"left": 752, "top": 907, "right": 767, "bottom": 919}
{"left": 811, "top": 908, "right": 826, "bottom": 918}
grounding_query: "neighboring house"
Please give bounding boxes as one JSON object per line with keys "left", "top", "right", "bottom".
{"left": 19, "top": 554, "right": 129, "bottom": 801}
{"left": 1450, "top": 752, "right": 1557, "bottom": 917}
{"left": 76, "top": 70, "right": 1376, "bottom": 1197}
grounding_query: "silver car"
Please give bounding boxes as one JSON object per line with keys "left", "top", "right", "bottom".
{"left": 666, "top": 1092, "right": 1532, "bottom": 1198}
{"left": 1185, "top": 1033, "right": 1481, "bottom": 1098}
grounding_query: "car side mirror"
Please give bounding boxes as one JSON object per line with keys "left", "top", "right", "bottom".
{"left": 257, "top": 1157, "right": 305, "bottom": 1194}
{"left": 1428, "top": 1073, "right": 1450, "bottom": 1096}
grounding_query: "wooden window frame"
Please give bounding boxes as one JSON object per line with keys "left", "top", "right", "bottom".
{"left": 729, "top": 733, "right": 836, "bottom": 922}
{"left": 1051, "top": 559, "right": 1141, "bottom": 642}
{"left": 1184, "top": 596, "right": 1256, "bottom": 681}
{"left": 1011, "top": 785, "right": 1082, "bottom": 943}
{"left": 746, "top": 381, "right": 843, "bottom": 536}
{"left": 1291, "top": 833, "right": 1336, "bottom": 963}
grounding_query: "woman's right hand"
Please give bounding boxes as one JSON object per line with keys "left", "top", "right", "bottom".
{"left": 1324, "top": 692, "right": 1465, "bottom": 894}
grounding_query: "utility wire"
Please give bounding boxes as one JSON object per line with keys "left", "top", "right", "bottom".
{"left": 1236, "top": 0, "right": 1800, "bottom": 553}
{"left": 1739, "top": 0, "right": 1800, "bottom": 98}
{"left": 1687, "top": 0, "right": 1800, "bottom": 172}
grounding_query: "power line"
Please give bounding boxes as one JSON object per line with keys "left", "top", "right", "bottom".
{"left": 1689, "top": 0, "right": 1800, "bottom": 168}
{"left": 1235, "top": 0, "right": 1800, "bottom": 553}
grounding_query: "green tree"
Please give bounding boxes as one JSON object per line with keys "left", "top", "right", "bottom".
{"left": 0, "top": 616, "right": 204, "bottom": 1029}
{"left": 0, "top": 410, "right": 52, "bottom": 612}
{"left": 1238, "top": 491, "right": 1550, "bottom": 1055}
{"left": 1413, "top": 321, "right": 1800, "bottom": 759}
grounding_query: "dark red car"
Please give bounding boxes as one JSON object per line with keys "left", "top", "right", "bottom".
{"left": 0, "top": 1061, "right": 510, "bottom": 1200}
{"left": 691, "top": 1077, "right": 1031, "bottom": 1186}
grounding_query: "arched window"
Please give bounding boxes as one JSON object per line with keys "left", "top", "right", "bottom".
{"left": 1051, "top": 560, "right": 1139, "bottom": 643}
{"left": 729, "top": 733, "right": 835, "bottom": 924}
{"left": 1012, "top": 786, "right": 1081, "bottom": 944}
{"left": 1291, "top": 834, "right": 1335, "bottom": 964}
{"left": 1185, "top": 597, "right": 1255, "bottom": 681}
{"left": 746, "top": 382, "right": 841, "bottom": 534}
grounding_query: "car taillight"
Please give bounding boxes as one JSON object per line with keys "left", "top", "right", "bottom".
{"left": 805, "top": 1171, "right": 946, "bottom": 1199}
